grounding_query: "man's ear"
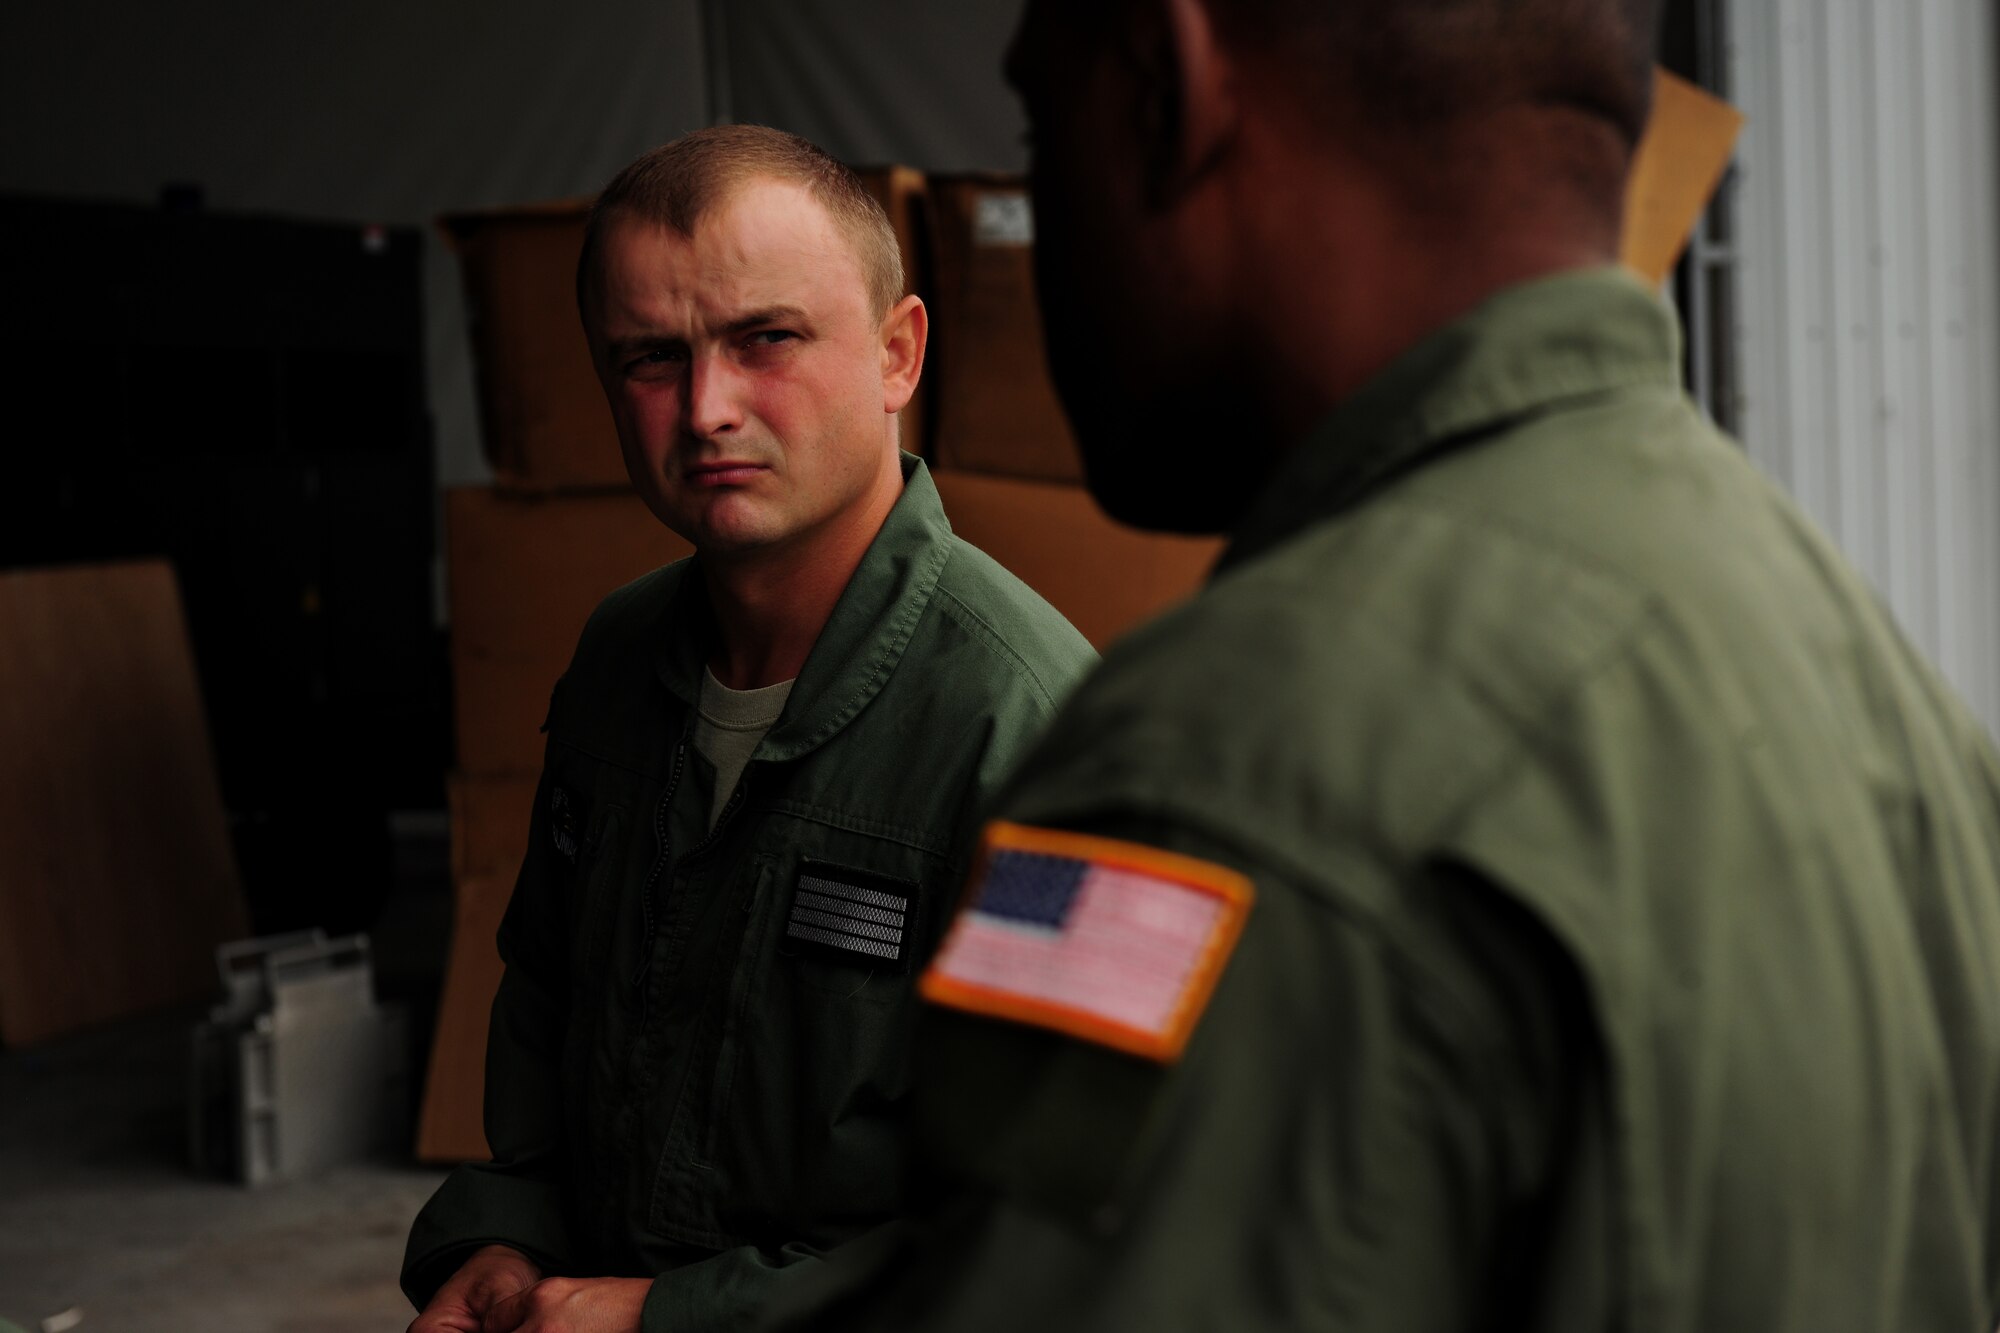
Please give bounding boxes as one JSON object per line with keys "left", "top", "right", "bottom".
{"left": 880, "top": 294, "right": 928, "bottom": 415}
{"left": 1129, "top": 0, "right": 1239, "bottom": 206}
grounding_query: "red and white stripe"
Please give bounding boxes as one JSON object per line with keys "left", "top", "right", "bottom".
{"left": 933, "top": 865, "right": 1226, "bottom": 1036}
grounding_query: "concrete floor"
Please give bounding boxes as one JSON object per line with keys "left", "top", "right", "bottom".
{"left": 0, "top": 825, "right": 459, "bottom": 1333}
{"left": 0, "top": 1005, "right": 450, "bottom": 1333}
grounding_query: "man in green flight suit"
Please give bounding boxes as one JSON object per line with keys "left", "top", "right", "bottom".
{"left": 401, "top": 126, "right": 1094, "bottom": 1332}
{"left": 760, "top": 2, "right": 2000, "bottom": 1330}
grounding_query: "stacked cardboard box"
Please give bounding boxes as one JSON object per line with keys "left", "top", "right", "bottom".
{"left": 420, "top": 193, "right": 704, "bottom": 1157}
{"left": 440, "top": 201, "right": 620, "bottom": 490}
{"left": 923, "top": 174, "right": 1080, "bottom": 484}
{"left": 436, "top": 485, "right": 696, "bottom": 1156}
{"left": 420, "top": 487, "right": 691, "bottom": 1161}
{"left": 916, "top": 69, "right": 1744, "bottom": 639}
{"left": 919, "top": 170, "right": 1224, "bottom": 639}
{"left": 417, "top": 85, "right": 1739, "bottom": 1158}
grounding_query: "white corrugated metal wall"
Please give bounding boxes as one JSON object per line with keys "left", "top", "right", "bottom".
{"left": 1727, "top": 0, "right": 2000, "bottom": 733}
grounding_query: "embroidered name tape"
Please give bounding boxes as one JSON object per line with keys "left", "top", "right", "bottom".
{"left": 785, "top": 861, "right": 919, "bottom": 970}
{"left": 920, "top": 821, "right": 1253, "bottom": 1063}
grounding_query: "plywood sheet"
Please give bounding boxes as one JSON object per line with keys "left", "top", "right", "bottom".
{"left": 0, "top": 560, "right": 247, "bottom": 1045}
{"left": 1623, "top": 69, "right": 1745, "bottom": 285}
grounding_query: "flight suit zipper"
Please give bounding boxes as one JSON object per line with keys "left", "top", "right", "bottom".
{"left": 632, "top": 714, "right": 755, "bottom": 1028}
{"left": 631, "top": 715, "right": 693, "bottom": 1017}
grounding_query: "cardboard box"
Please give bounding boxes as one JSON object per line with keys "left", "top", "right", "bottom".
{"left": 450, "top": 770, "right": 538, "bottom": 885}
{"left": 443, "top": 166, "right": 929, "bottom": 489}
{"left": 933, "top": 469, "right": 1220, "bottom": 649}
{"left": 415, "top": 870, "right": 510, "bottom": 1162}
{"left": 916, "top": 74, "right": 1740, "bottom": 488}
{"left": 447, "top": 487, "right": 693, "bottom": 776}
{"left": 416, "top": 772, "right": 540, "bottom": 1162}
{"left": 924, "top": 175, "right": 1082, "bottom": 484}
{"left": 440, "top": 200, "right": 621, "bottom": 489}
{"left": 868, "top": 165, "right": 932, "bottom": 455}
{"left": 0, "top": 560, "right": 248, "bottom": 1045}
{"left": 1623, "top": 69, "right": 1745, "bottom": 285}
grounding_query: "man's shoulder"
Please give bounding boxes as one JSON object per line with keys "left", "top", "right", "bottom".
{"left": 579, "top": 558, "right": 688, "bottom": 641}
{"left": 559, "top": 557, "right": 691, "bottom": 684}
{"left": 998, "top": 392, "right": 1966, "bottom": 900}
{"left": 995, "top": 444, "right": 1682, "bottom": 898}
{"left": 918, "top": 535, "right": 1097, "bottom": 715}
{"left": 1048, "top": 487, "right": 1650, "bottom": 761}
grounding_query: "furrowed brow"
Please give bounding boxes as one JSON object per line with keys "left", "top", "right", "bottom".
{"left": 719, "top": 305, "right": 810, "bottom": 337}
{"left": 603, "top": 306, "right": 811, "bottom": 361}
{"left": 605, "top": 333, "right": 683, "bottom": 362}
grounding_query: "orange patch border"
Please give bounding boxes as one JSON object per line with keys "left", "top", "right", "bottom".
{"left": 919, "top": 820, "right": 1254, "bottom": 1063}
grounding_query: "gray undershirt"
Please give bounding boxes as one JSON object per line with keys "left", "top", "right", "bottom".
{"left": 693, "top": 668, "right": 795, "bottom": 831}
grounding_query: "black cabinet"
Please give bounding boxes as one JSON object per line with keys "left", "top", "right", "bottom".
{"left": 0, "top": 193, "right": 446, "bottom": 933}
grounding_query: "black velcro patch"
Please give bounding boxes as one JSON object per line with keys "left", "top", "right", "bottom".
{"left": 785, "top": 861, "right": 919, "bottom": 970}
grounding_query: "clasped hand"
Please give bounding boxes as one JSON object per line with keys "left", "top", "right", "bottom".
{"left": 409, "top": 1244, "right": 650, "bottom": 1333}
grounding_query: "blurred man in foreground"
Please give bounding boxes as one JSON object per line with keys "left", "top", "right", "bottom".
{"left": 401, "top": 126, "right": 1093, "bottom": 1333}
{"left": 764, "top": 1, "right": 2000, "bottom": 1328}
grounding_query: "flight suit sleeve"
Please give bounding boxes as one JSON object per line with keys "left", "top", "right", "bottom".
{"left": 401, "top": 762, "right": 580, "bottom": 1308}
{"left": 755, "top": 814, "right": 1604, "bottom": 1333}
{"left": 635, "top": 1243, "right": 849, "bottom": 1332}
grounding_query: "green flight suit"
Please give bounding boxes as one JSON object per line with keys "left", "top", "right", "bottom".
{"left": 761, "top": 271, "right": 2000, "bottom": 1331}
{"left": 402, "top": 456, "right": 1096, "bottom": 1329}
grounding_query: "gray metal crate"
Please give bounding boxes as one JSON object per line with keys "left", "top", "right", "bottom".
{"left": 189, "top": 931, "right": 409, "bottom": 1184}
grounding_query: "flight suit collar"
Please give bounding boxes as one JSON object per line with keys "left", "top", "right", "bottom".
{"left": 652, "top": 451, "right": 954, "bottom": 763}
{"left": 1219, "top": 267, "right": 1682, "bottom": 573}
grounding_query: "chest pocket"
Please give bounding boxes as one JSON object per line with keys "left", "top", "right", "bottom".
{"left": 647, "top": 833, "right": 950, "bottom": 1249}
{"left": 539, "top": 750, "right": 652, "bottom": 1114}
{"left": 538, "top": 757, "right": 640, "bottom": 977}
{"left": 564, "top": 801, "right": 629, "bottom": 987}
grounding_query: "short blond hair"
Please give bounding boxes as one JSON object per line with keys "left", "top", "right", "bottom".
{"left": 577, "top": 125, "right": 904, "bottom": 322}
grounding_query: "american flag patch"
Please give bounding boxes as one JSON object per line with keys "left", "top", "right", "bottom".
{"left": 920, "top": 822, "right": 1252, "bottom": 1062}
{"left": 784, "top": 861, "right": 918, "bottom": 970}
